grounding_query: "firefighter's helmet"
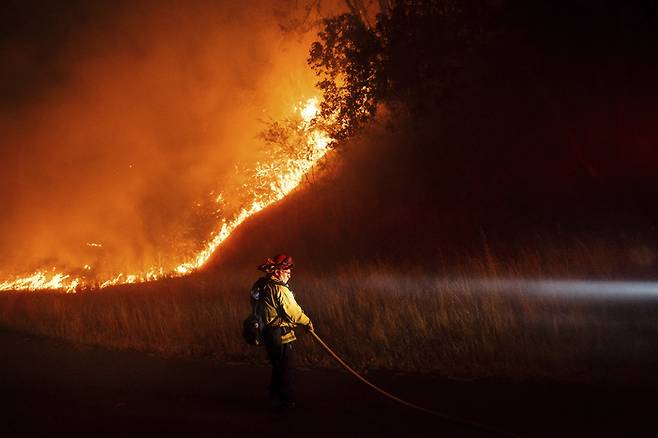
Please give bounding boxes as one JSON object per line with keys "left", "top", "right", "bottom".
{"left": 257, "top": 254, "right": 294, "bottom": 272}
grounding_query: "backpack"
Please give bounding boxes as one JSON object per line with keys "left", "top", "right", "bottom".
{"left": 242, "top": 313, "right": 264, "bottom": 346}
{"left": 242, "top": 278, "right": 269, "bottom": 346}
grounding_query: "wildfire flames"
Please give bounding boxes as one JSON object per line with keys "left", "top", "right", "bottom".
{"left": 0, "top": 98, "right": 333, "bottom": 293}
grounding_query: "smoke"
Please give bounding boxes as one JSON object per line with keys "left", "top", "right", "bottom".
{"left": 0, "top": 0, "right": 335, "bottom": 280}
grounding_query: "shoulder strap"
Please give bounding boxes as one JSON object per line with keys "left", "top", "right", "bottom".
{"left": 251, "top": 277, "right": 269, "bottom": 299}
{"left": 251, "top": 277, "right": 279, "bottom": 319}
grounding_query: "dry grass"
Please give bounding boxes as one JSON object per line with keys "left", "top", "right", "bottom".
{"left": 0, "top": 248, "right": 656, "bottom": 383}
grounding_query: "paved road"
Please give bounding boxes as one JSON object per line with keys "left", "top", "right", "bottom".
{"left": 1, "top": 330, "right": 655, "bottom": 437}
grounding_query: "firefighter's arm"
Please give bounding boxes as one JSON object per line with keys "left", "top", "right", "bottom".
{"left": 277, "top": 286, "right": 312, "bottom": 329}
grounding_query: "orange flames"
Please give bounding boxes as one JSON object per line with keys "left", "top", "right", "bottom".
{"left": 0, "top": 98, "right": 333, "bottom": 293}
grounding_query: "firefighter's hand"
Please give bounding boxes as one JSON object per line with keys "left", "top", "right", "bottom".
{"left": 305, "top": 322, "right": 314, "bottom": 333}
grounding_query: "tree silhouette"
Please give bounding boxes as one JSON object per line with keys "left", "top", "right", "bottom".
{"left": 308, "top": 0, "right": 488, "bottom": 140}
{"left": 308, "top": 13, "right": 383, "bottom": 140}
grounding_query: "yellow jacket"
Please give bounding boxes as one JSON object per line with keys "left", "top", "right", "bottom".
{"left": 256, "top": 278, "right": 311, "bottom": 344}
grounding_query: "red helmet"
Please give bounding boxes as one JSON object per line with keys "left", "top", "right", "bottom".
{"left": 257, "top": 254, "right": 294, "bottom": 272}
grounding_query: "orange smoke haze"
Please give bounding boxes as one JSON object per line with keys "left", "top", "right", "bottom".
{"left": 0, "top": 1, "right": 343, "bottom": 285}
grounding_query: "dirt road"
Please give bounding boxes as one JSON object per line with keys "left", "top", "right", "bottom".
{"left": 1, "top": 329, "right": 655, "bottom": 437}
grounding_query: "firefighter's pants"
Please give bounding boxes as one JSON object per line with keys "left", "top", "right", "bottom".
{"left": 264, "top": 327, "right": 296, "bottom": 404}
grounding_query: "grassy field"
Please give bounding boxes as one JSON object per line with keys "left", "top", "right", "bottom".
{"left": 1, "top": 244, "right": 656, "bottom": 384}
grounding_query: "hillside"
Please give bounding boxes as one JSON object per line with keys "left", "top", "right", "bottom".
{"left": 208, "top": 4, "right": 658, "bottom": 276}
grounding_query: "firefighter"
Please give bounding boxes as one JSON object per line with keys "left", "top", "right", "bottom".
{"left": 252, "top": 254, "right": 313, "bottom": 411}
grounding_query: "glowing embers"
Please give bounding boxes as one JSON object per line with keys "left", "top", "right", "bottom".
{"left": 299, "top": 97, "right": 320, "bottom": 123}
{"left": 0, "top": 270, "right": 81, "bottom": 293}
{"left": 298, "top": 97, "right": 332, "bottom": 150}
{"left": 0, "top": 98, "right": 334, "bottom": 293}
{"left": 173, "top": 97, "right": 334, "bottom": 275}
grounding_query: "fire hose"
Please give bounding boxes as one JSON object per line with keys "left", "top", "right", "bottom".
{"left": 309, "top": 330, "right": 520, "bottom": 438}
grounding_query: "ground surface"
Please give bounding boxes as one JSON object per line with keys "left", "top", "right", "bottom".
{"left": 1, "top": 329, "right": 655, "bottom": 438}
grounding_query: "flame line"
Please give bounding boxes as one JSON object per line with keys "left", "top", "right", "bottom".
{"left": 1, "top": 98, "right": 334, "bottom": 293}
